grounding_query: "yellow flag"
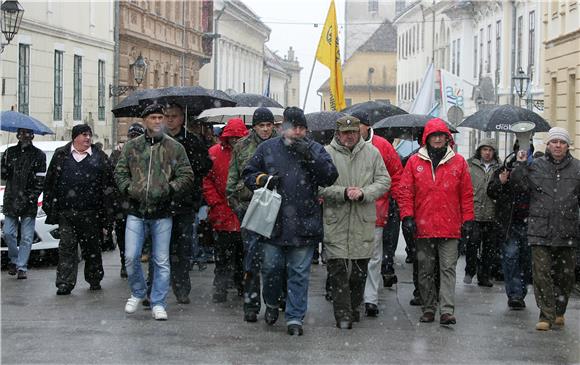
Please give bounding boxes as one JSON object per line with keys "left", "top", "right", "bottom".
{"left": 316, "top": 0, "right": 346, "bottom": 111}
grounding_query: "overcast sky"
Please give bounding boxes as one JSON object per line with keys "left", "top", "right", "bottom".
{"left": 242, "top": 0, "right": 346, "bottom": 113}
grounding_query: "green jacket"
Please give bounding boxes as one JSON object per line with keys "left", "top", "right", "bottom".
{"left": 226, "top": 129, "right": 276, "bottom": 213}
{"left": 468, "top": 138, "right": 501, "bottom": 222}
{"left": 320, "top": 137, "right": 390, "bottom": 260}
{"left": 114, "top": 133, "right": 194, "bottom": 219}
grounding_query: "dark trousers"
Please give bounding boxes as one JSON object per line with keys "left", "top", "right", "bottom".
{"left": 327, "top": 258, "right": 370, "bottom": 322}
{"left": 381, "top": 198, "right": 400, "bottom": 275}
{"left": 402, "top": 223, "right": 421, "bottom": 298}
{"left": 532, "top": 246, "right": 577, "bottom": 323}
{"left": 241, "top": 229, "right": 262, "bottom": 313}
{"left": 114, "top": 216, "right": 127, "bottom": 268}
{"left": 465, "top": 221, "right": 497, "bottom": 281}
{"left": 171, "top": 213, "right": 194, "bottom": 299}
{"left": 56, "top": 210, "right": 104, "bottom": 289}
{"left": 213, "top": 231, "right": 243, "bottom": 292}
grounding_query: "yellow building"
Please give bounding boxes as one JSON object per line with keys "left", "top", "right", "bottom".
{"left": 318, "top": 20, "right": 397, "bottom": 111}
{"left": 542, "top": 0, "right": 580, "bottom": 156}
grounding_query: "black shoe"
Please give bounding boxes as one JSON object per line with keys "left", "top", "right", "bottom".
{"left": 382, "top": 274, "right": 398, "bottom": 288}
{"left": 336, "top": 320, "right": 352, "bottom": 329}
{"left": 244, "top": 311, "right": 258, "bottom": 323}
{"left": 409, "top": 297, "right": 422, "bottom": 306}
{"left": 264, "top": 307, "right": 279, "bottom": 325}
{"left": 325, "top": 293, "right": 333, "bottom": 302}
{"left": 89, "top": 284, "right": 102, "bottom": 291}
{"left": 56, "top": 284, "right": 72, "bottom": 295}
{"left": 419, "top": 312, "right": 435, "bottom": 323}
{"left": 440, "top": 313, "right": 456, "bottom": 325}
{"left": 8, "top": 263, "right": 17, "bottom": 276}
{"left": 508, "top": 298, "right": 526, "bottom": 310}
{"left": 405, "top": 256, "right": 413, "bottom": 264}
{"left": 279, "top": 300, "right": 286, "bottom": 312}
{"left": 142, "top": 298, "right": 151, "bottom": 308}
{"left": 477, "top": 279, "right": 493, "bottom": 287}
{"left": 176, "top": 296, "right": 190, "bottom": 304}
{"left": 365, "top": 303, "right": 379, "bottom": 317}
{"left": 237, "top": 286, "right": 244, "bottom": 297}
{"left": 287, "top": 324, "right": 304, "bottom": 336}
{"left": 17, "top": 270, "right": 27, "bottom": 280}
{"left": 120, "top": 266, "right": 128, "bottom": 279}
{"left": 212, "top": 291, "right": 227, "bottom": 303}
{"left": 352, "top": 310, "right": 360, "bottom": 323}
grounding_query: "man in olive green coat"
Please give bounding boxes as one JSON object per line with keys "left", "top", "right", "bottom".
{"left": 319, "top": 116, "right": 390, "bottom": 329}
{"left": 465, "top": 138, "right": 501, "bottom": 287}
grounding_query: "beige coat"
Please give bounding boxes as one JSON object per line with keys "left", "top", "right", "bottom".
{"left": 320, "top": 137, "right": 390, "bottom": 259}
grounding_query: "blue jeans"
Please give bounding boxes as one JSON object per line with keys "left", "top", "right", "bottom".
{"left": 125, "top": 215, "right": 172, "bottom": 308}
{"left": 4, "top": 216, "right": 35, "bottom": 271}
{"left": 501, "top": 221, "right": 531, "bottom": 300}
{"left": 261, "top": 243, "right": 314, "bottom": 326}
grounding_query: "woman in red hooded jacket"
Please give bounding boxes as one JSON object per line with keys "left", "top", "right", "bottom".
{"left": 203, "top": 118, "right": 248, "bottom": 303}
{"left": 398, "top": 118, "right": 474, "bottom": 325}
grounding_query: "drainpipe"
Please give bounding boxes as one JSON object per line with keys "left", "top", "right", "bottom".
{"left": 182, "top": 0, "right": 185, "bottom": 86}
{"left": 111, "top": 0, "right": 120, "bottom": 146}
{"left": 213, "top": 4, "right": 227, "bottom": 90}
{"left": 510, "top": 0, "right": 516, "bottom": 106}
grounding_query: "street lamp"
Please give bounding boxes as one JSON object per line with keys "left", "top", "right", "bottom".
{"left": 512, "top": 66, "right": 530, "bottom": 99}
{"left": 0, "top": 0, "right": 24, "bottom": 54}
{"left": 109, "top": 54, "right": 148, "bottom": 97}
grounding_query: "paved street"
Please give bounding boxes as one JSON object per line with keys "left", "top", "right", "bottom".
{"left": 2, "top": 244, "right": 579, "bottom": 365}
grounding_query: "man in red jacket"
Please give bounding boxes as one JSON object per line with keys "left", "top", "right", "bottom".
{"left": 350, "top": 111, "right": 403, "bottom": 318}
{"left": 398, "top": 118, "right": 474, "bottom": 325}
{"left": 203, "top": 118, "right": 248, "bottom": 303}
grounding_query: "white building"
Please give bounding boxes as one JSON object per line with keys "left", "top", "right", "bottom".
{"left": 198, "top": 0, "right": 270, "bottom": 94}
{"left": 394, "top": 0, "right": 544, "bottom": 158}
{"left": 1, "top": 0, "right": 115, "bottom": 147}
{"left": 263, "top": 46, "right": 302, "bottom": 107}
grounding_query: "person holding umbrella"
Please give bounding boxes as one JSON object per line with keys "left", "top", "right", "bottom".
{"left": 1, "top": 128, "right": 46, "bottom": 279}
{"left": 398, "top": 118, "right": 474, "bottom": 325}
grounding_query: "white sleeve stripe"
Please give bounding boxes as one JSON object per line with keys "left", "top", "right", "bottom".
{"left": 35, "top": 172, "right": 46, "bottom": 177}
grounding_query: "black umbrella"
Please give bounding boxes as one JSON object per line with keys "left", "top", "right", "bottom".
{"left": 231, "top": 93, "right": 282, "bottom": 108}
{"left": 111, "top": 88, "right": 161, "bottom": 118}
{"left": 342, "top": 101, "right": 407, "bottom": 125}
{"left": 458, "top": 104, "right": 550, "bottom": 132}
{"left": 305, "top": 111, "right": 346, "bottom": 145}
{"left": 139, "top": 86, "right": 236, "bottom": 117}
{"left": 373, "top": 114, "right": 458, "bottom": 141}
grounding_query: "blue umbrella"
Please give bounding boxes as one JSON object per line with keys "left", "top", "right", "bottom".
{"left": 1, "top": 111, "right": 55, "bottom": 135}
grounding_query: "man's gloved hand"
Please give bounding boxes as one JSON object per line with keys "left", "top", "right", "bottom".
{"left": 256, "top": 173, "right": 280, "bottom": 190}
{"left": 461, "top": 220, "right": 475, "bottom": 241}
{"left": 401, "top": 216, "right": 417, "bottom": 239}
{"left": 291, "top": 139, "right": 313, "bottom": 161}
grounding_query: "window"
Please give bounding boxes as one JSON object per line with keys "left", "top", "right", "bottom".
{"left": 452, "top": 40, "right": 456, "bottom": 75}
{"left": 486, "top": 25, "right": 491, "bottom": 73}
{"left": 368, "top": 0, "right": 378, "bottom": 13}
{"left": 395, "top": 0, "right": 405, "bottom": 16}
{"left": 18, "top": 44, "right": 30, "bottom": 115}
{"left": 456, "top": 39, "right": 461, "bottom": 76}
{"left": 345, "top": 98, "right": 352, "bottom": 107}
{"left": 473, "top": 35, "right": 478, "bottom": 78}
{"left": 479, "top": 28, "right": 483, "bottom": 76}
{"left": 73, "top": 55, "right": 82, "bottom": 121}
{"left": 496, "top": 20, "right": 501, "bottom": 73}
{"left": 412, "top": 26, "right": 415, "bottom": 54}
{"left": 98, "top": 60, "right": 105, "bottom": 121}
{"left": 54, "top": 51, "right": 63, "bottom": 120}
{"left": 517, "top": 15, "right": 523, "bottom": 69}
{"left": 528, "top": 11, "right": 535, "bottom": 68}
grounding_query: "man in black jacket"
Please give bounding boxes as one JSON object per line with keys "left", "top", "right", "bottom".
{"left": 43, "top": 124, "right": 116, "bottom": 295}
{"left": 511, "top": 127, "right": 580, "bottom": 331}
{"left": 1, "top": 128, "right": 46, "bottom": 279}
{"left": 165, "top": 103, "right": 212, "bottom": 304}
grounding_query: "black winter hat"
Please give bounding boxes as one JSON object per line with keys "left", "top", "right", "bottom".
{"left": 350, "top": 111, "right": 371, "bottom": 126}
{"left": 127, "top": 123, "right": 146, "bottom": 137}
{"left": 71, "top": 124, "right": 92, "bottom": 140}
{"left": 140, "top": 103, "right": 165, "bottom": 118}
{"left": 252, "top": 107, "right": 274, "bottom": 126}
{"left": 283, "top": 107, "right": 307, "bottom": 128}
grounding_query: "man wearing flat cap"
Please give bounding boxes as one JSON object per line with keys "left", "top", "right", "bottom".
{"left": 44, "top": 124, "right": 116, "bottom": 295}
{"left": 115, "top": 104, "right": 194, "bottom": 321}
{"left": 319, "top": 116, "right": 390, "bottom": 329}
{"left": 511, "top": 126, "right": 580, "bottom": 331}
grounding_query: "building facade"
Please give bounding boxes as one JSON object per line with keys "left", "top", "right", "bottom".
{"left": 542, "top": 0, "right": 579, "bottom": 157}
{"left": 116, "top": 0, "right": 213, "bottom": 140}
{"left": 263, "top": 46, "right": 302, "bottom": 107}
{"left": 1, "top": 0, "right": 115, "bottom": 146}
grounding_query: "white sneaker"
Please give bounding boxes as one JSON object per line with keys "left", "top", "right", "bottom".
{"left": 125, "top": 296, "right": 143, "bottom": 314}
{"left": 152, "top": 305, "right": 168, "bottom": 321}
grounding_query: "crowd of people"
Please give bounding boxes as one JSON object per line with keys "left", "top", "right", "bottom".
{"left": 2, "top": 104, "right": 579, "bottom": 335}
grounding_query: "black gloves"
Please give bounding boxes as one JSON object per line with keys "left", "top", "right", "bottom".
{"left": 461, "top": 220, "right": 475, "bottom": 241}
{"left": 291, "top": 139, "right": 313, "bottom": 162}
{"left": 256, "top": 173, "right": 281, "bottom": 190}
{"left": 401, "top": 216, "right": 417, "bottom": 239}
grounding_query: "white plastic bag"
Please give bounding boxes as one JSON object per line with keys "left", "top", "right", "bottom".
{"left": 241, "top": 176, "right": 282, "bottom": 238}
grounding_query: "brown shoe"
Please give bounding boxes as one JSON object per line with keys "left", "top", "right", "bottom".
{"left": 535, "top": 321, "right": 551, "bottom": 331}
{"left": 419, "top": 312, "right": 435, "bottom": 323}
{"left": 554, "top": 316, "right": 565, "bottom": 327}
{"left": 440, "top": 313, "right": 456, "bottom": 325}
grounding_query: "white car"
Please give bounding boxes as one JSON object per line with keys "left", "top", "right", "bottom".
{"left": 1, "top": 141, "right": 68, "bottom": 263}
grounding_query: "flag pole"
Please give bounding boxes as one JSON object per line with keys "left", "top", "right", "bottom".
{"left": 302, "top": 57, "right": 317, "bottom": 110}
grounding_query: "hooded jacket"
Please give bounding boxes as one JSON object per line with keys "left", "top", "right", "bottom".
{"left": 320, "top": 137, "right": 390, "bottom": 259}
{"left": 467, "top": 138, "right": 501, "bottom": 222}
{"left": 1, "top": 142, "right": 46, "bottom": 217}
{"left": 114, "top": 132, "right": 194, "bottom": 219}
{"left": 398, "top": 118, "right": 475, "bottom": 239}
{"left": 363, "top": 128, "right": 403, "bottom": 226}
{"left": 203, "top": 118, "right": 248, "bottom": 231}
